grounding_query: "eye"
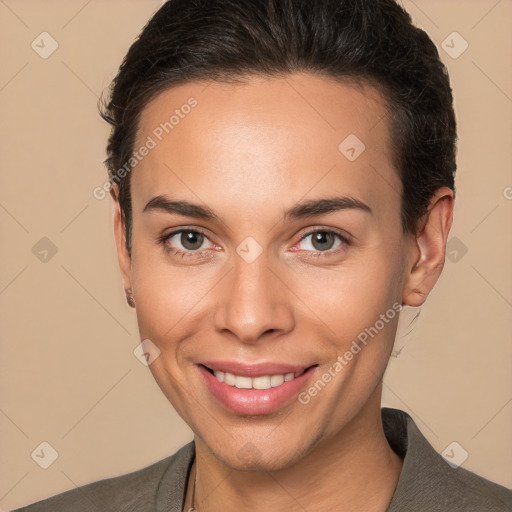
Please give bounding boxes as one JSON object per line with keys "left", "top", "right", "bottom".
{"left": 159, "top": 229, "right": 216, "bottom": 258}
{"left": 294, "top": 229, "right": 349, "bottom": 256}
{"left": 158, "top": 227, "right": 350, "bottom": 260}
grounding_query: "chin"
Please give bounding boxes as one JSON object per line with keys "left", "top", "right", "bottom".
{"left": 202, "top": 430, "right": 315, "bottom": 473}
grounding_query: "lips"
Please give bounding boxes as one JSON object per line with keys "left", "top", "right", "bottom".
{"left": 196, "top": 361, "right": 319, "bottom": 415}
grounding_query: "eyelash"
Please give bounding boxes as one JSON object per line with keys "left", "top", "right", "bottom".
{"left": 157, "top": 227, "right": 350, "bottom": 260}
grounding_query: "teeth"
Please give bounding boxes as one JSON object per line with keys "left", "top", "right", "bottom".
{"left": 235, "top": 376, "right": 252, "bottom": 389}
{"left": 213, "top": 369, "right": 305, "bottom": 390}
{"left": 253, "top": 376, "right": 271, "bottom": 389}
{"left": 270, "top": 375, "right": 284, "bottom": 387}
{"left": 224, "top": 372, "right": 235, "bottom": 386}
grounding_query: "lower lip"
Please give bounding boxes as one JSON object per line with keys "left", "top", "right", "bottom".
{"left": 197, "top": 364, "right": 318, "bottom": 415}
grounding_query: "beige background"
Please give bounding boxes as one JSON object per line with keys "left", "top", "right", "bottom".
{"left": 1, "top": 0, "right": 511, "bottom": 509}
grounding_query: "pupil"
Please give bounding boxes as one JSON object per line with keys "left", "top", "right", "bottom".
{"left": 181, "top": 231, "right": 203, "bottom": 250}
{"left": 312, "top": 232, "right": 334, "bottom": 251}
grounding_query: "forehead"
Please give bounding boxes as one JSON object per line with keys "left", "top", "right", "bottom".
{"left": 131, "top": 73, "right": 400, "bottom": 222}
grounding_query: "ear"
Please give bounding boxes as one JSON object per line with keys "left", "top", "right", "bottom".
{"left": 402, "top": 186, "right": 454, "bottom": 307}
{"left": 111, "top": 184, "right": 133, "bottom": 296}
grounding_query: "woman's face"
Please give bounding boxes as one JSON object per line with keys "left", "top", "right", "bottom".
{"left": 115, "top": 73, "right": 418, "bottom": 471}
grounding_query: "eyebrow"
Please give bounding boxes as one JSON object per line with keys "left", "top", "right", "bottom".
{"left": 142, "top": 194, "right": 372, "bottom": 221}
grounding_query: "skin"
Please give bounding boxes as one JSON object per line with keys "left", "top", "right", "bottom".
{"left": 112, "top": 72, "right": 454, "bottom": 511}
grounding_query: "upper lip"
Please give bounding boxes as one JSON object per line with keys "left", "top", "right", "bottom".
{"left": 199, "top": 360, "right": 316, "bottom": 377}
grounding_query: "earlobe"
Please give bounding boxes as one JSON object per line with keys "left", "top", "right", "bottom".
{"left": 112, "top": 184, "right": 134, "bottom": 302}
{"left": 402, "top": 187, "right": 454, "bottom": 307}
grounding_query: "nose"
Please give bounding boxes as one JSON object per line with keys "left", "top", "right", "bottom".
{"left": 212, "top": 249, "right": 295, "bottom": 344}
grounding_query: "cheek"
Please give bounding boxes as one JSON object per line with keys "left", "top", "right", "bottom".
{"left": 130, "top": 257, "right": 213, "bottom": 419}
{"left": 130, "top": 246, "right": 219, "bottom": 351}
{"left": 133, "top": 270, "right": 197, "bottom": 337}
{"left": 293, "top": 251, "right": 402, "bottom": 344}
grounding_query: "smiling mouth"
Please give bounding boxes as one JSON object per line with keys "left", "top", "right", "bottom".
{"left": 201, "top": 364, "right": 318, "bottom": 390}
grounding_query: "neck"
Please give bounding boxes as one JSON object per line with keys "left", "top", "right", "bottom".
{"left": 187, "top": 390, "right": 403, "bottom": 512}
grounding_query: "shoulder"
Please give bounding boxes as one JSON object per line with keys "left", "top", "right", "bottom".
{"left": 383, "top": 408, "right": 512, "bottom": 512}
{"left": 11, "top": 441, "right": 195, "bottom": 512}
